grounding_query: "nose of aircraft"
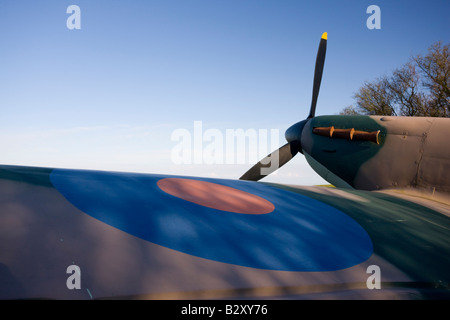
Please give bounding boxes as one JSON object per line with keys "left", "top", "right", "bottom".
{"left": 285, "top": 119, "right": 308, "bottom": 153}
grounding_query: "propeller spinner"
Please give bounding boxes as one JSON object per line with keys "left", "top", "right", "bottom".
{"left": 240, "top": 32, "right": 327, "bottom": 181}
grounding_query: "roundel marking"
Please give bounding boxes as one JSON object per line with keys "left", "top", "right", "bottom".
{"left": 50, "top": 169, "right": 373, "bottom": 272}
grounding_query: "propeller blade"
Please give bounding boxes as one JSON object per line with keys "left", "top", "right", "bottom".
{"left": 307, "top": 32, "right": 327, "bottom": 119}
{"left": 239, "top": 141, "right": 301, "bottom": 181}
{"left": 240, "top": 33, "right": 327, "bottom": 181}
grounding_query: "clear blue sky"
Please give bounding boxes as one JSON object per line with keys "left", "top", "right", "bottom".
{"left": 1, "top": 0, "right": 449, "bottom": 185}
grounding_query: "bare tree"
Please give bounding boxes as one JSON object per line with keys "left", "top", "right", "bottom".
{"left": 414, "top": 41, "right": 449, "bottom": 117}
{"left": 353, "top": 76, "right": 397, "bottom": 116}
{"left": 340, "top": 41, "right": 449, "bottom": 117}
{"left": 389, "top": 62, "right": 427, "bottom": 116}
{"left": 339, "top": 105, "right": 359, "bottom": 115}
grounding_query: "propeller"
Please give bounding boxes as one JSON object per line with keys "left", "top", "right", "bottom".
{"left": 239, "top": 32, "right": 327, "bottom": 181}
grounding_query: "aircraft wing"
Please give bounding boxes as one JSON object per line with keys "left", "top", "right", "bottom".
{"left": 1, "top": 165, "right": 449, "bottom": 299}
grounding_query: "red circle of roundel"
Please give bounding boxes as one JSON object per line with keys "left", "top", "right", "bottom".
{"left": 157, "top": 178, "right": 275, "bottom": 214}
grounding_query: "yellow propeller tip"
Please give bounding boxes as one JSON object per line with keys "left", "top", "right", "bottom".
{"left": 321, "top": 32, "right": 327, "bottom": 40}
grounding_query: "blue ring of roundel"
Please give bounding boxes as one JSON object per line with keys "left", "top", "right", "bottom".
{"left": 50, "top": 169, "right": 373, "bottom": 272}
